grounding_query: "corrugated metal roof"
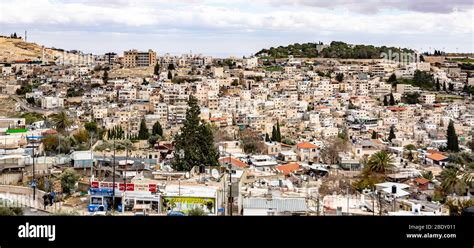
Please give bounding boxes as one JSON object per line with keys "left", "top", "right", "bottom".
{"left": 243, "top": 198, "right": 307, "bottom": 212}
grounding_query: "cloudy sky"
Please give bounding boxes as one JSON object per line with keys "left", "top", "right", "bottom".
{"left": 0, "top": 0, "right": 473, "bottom": 57}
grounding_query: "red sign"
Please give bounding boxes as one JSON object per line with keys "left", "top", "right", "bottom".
{"left": 119, "top": 183, "right": 125, "bottom": 191}
{"left": 149, "top": 184, "right": 157, "bottom": 192}
{"left": 91, "top": 181, "right": 157, "bottom": 193}
{"left": 91, "top": 181, "right": 99, "bottom": 188}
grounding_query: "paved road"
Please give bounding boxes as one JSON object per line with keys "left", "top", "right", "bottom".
{"left": 9, "top": 95, "right": 56, "bottom": 116}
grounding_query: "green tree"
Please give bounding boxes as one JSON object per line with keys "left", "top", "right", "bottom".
{"left": 73, "top": 129, "right": 90, "bottom": 145}
{"left": 389, "top": 93, "right": 395, "bottom": 106}
{"left": 167, "top": 71, "right": 173, "bottom": 80}
{"left": 388, "top": 125, "right": 396, "bottom": 142}
{"left": 421, "top": 171, "right": 433, "bottom": 181}
{"left": 443, "top": 82, "right": 447, "bottom": 91}
{"left": 403, "top": 92, "right": 420, "bottom": 104}
{"left": 42, "top": 135, "right": 59, "bottom": 152}
{"left": 383, "top": 96, "right": 388, "bottom": 106}
{"left": 388, "top": 73, "right": 397, "bottom": 87}
{"left": 187, "top": 207, "right": 206, "bottom": 216}
{"left": 446, "top": 120, "right": 459, "bottom": 152}
{"left": 440, "top": 165, "right": 466, "bottom": 195}
{"left": 16, "top": 84, "right": 32, "bottom": 95}
{"left": 240, "top": 128, "right": 265, "bottom": 154}
{"left": 26, "top": 97, "right": 35, "bottom": 105}
{"left": 84, "top": 121, "right": 98, "bottom": 134}
{"left": 154, "top": 62, "right": 160, "bottom": 76}
{"left": 338, "top": 127, "right": 349, "bottom": 142}
{"left": 276, "top": 121, "right": 282, "bottom": 142}
{"left": 152, "top": 121, "right": 163, "bottom": 136}
{"left": 271, "top": 126, "right": 277, "bottom": 142}
{"left": 168, "top": 63, "right": 176, "bottom": 71}
{"left": 172, "top": 96, "right": 219, "bottom": 171}
{"left": 0, "top": 200, "right": 23, "bottom": 216}
{"left": 371, "top": 131, "right": 378, "bottom": 139}
{"left": 366, "top": 151, "right": 394, "bottom": 174}
{"left": 51, "top": 111, "right": 72, "bottom": 134}
{"left": 404, "top": 144, "right": 416, "bottom": 151}
{"left": 336, "top": 73, "right": 344, "bottom": 82}
{"left": 265, "top": 133, "right": 270, "bottom": 142}
{"left": 445, "top": 199, "right": 474, "bottom": 216}
{"left": 448, "top": 83, "right": 454, "bottom": 91}
{"left": 436, "top": 78, "right": 441, "bottom": 91}
{"left": 148, "top": 135, "right": 160, "bottom": 148}
{"left": 59, "top": 168, "right": 79, "bottom": 194}
{"left": 103, "top": 69, "right": 109, "bottom": 84}
{"left": 138, "top": 119, "right": 150, "bottom": 140}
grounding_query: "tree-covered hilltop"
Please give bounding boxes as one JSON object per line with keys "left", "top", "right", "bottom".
{"left": 256, "top": 42, "right": 323, "bottom": 58}
{"left": 256, "top": 41, "right": 414, "bottom": 59}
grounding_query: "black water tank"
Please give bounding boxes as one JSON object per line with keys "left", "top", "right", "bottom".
{"left": 391, "top": 185, "right": 397, "bottom": 194}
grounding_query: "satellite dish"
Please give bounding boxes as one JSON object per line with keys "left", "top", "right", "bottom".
{"left": 185, "top": 172, "right": 190, "bottom": 179}
{"left": 211, "top": 169, "right": 220, "bottom": 179}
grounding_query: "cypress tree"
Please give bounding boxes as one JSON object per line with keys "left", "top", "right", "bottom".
{"left": 436, "top": 78, "right": 440, "bottom": 91}
{"left": 388, "top": 73, "right": 397, "bottom": 87}
{"left": 271, "top": 126, "right": 277, "bottom": 142}
{"left": 443, "top": 82, "right": 447, "bottom": 91}
{"left": 265, "top": 133, "right": 270, "bottom": 142}
{"left": 154, "top": 62, "right": 160, "bottom": 76}
{"left": 103, "top": 69, "right": 109, "bottom": 84}
{"left": 138, "top": 119, "right": 150, "bottom": 140}
{"left": 383, "top": 96, "right": 388, "bottom": 106}
{"left": 448, "top": 83, "right": 454, "bottom": 91}
{"left": 388, "top": 125, "right": 396, "bottom": 142}
{"left": 446, "top": 120, "right": 459, "bottom": 152}
{"left": 276, "top": 120, "right": 282, "bottom": 142}
{"left": 371, "top": 131, "right": 378, "bottom": 139}
{"left": 389, "top": 93, "right": 395, "bottom": 106}
{"left": 152, "top": 121, "right": 163, "bottom": 136}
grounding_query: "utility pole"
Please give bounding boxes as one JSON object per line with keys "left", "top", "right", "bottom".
{"left": 123, "top": 122, "right": 130, "bottom": 212}
{"left": 90, "top": 132, "right": 93, "bottom": 180}
{"left": 112, "top": 140, "right": 116, "bottom": 212}
{"left": 316, "top": 194, "right": 320, "bottom": 216}
{"left": 346, "top": 187, "right": 349, "bottom": 215}
{"left": 32, "top": 143, "right": 36, "bottom": 200}
{"left": 229, "top": 167, "right": 232, "bottom": 216}
{"left": 372, "top": 192, "right": 375, "bottom": 216}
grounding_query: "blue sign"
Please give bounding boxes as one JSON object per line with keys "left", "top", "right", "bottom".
{"left": 218, "top": 208, "right": 225, "bottom": 213}
{"left": 90, "top": 188, "right": 114, "bottom": 196}
{"left": 31, "top": 180, "right": 37, "bottom": 188}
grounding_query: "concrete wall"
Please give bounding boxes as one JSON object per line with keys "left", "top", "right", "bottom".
{"left": 243, "top": 208, "right": 271, "bottom": 216}
{"left": 0, "top": 172, "right": 22, "bottom": 185}
{"left": 0, "top": 184, "right": 46, "bottom": 202}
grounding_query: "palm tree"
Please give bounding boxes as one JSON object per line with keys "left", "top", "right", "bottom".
{"left": 445, "top": 199, "right": 474, "bottom": 216}
{"left": 51, "top": 111, "right": 72, "bottom": 134}
{"left": 366, "top": 151, "right": 394, "bottom": 174}
{"left": 421, "top": 171, "right": 433, "bottom": 181}
{"left": 439, "top": 165, "right": 466, "bottom": 195}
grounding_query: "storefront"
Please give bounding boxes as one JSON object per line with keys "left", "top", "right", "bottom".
{"left": 89, "top": 181, "right": 159, "bottom": 213}
{"left": 161, "top": 185, "right": 220, "bottom": 215}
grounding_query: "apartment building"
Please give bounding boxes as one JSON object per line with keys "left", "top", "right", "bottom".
{"left": 123, "top": 49, "right": 157, "bottom": 67}
{"left": 41, "top": 96, "right": 64, "bottom": 109}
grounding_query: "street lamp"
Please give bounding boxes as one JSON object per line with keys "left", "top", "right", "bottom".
{"left": 228, "top": 162, "right": 233, "bottom": 216}
{"left": 31, "top": 141, "right": 36, "bottom": 200}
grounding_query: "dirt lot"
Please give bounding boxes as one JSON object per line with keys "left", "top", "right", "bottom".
{"left": 0, "top": 96, "right": 19, "bottom": 117}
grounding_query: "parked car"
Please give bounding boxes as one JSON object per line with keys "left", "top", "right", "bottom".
{"left": 167, "top": 211, "right": 186, "bottom": 216}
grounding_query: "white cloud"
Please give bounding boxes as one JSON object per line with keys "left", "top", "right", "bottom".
{"left": 0, "top": 0, "right": 472, "bottom": 55}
